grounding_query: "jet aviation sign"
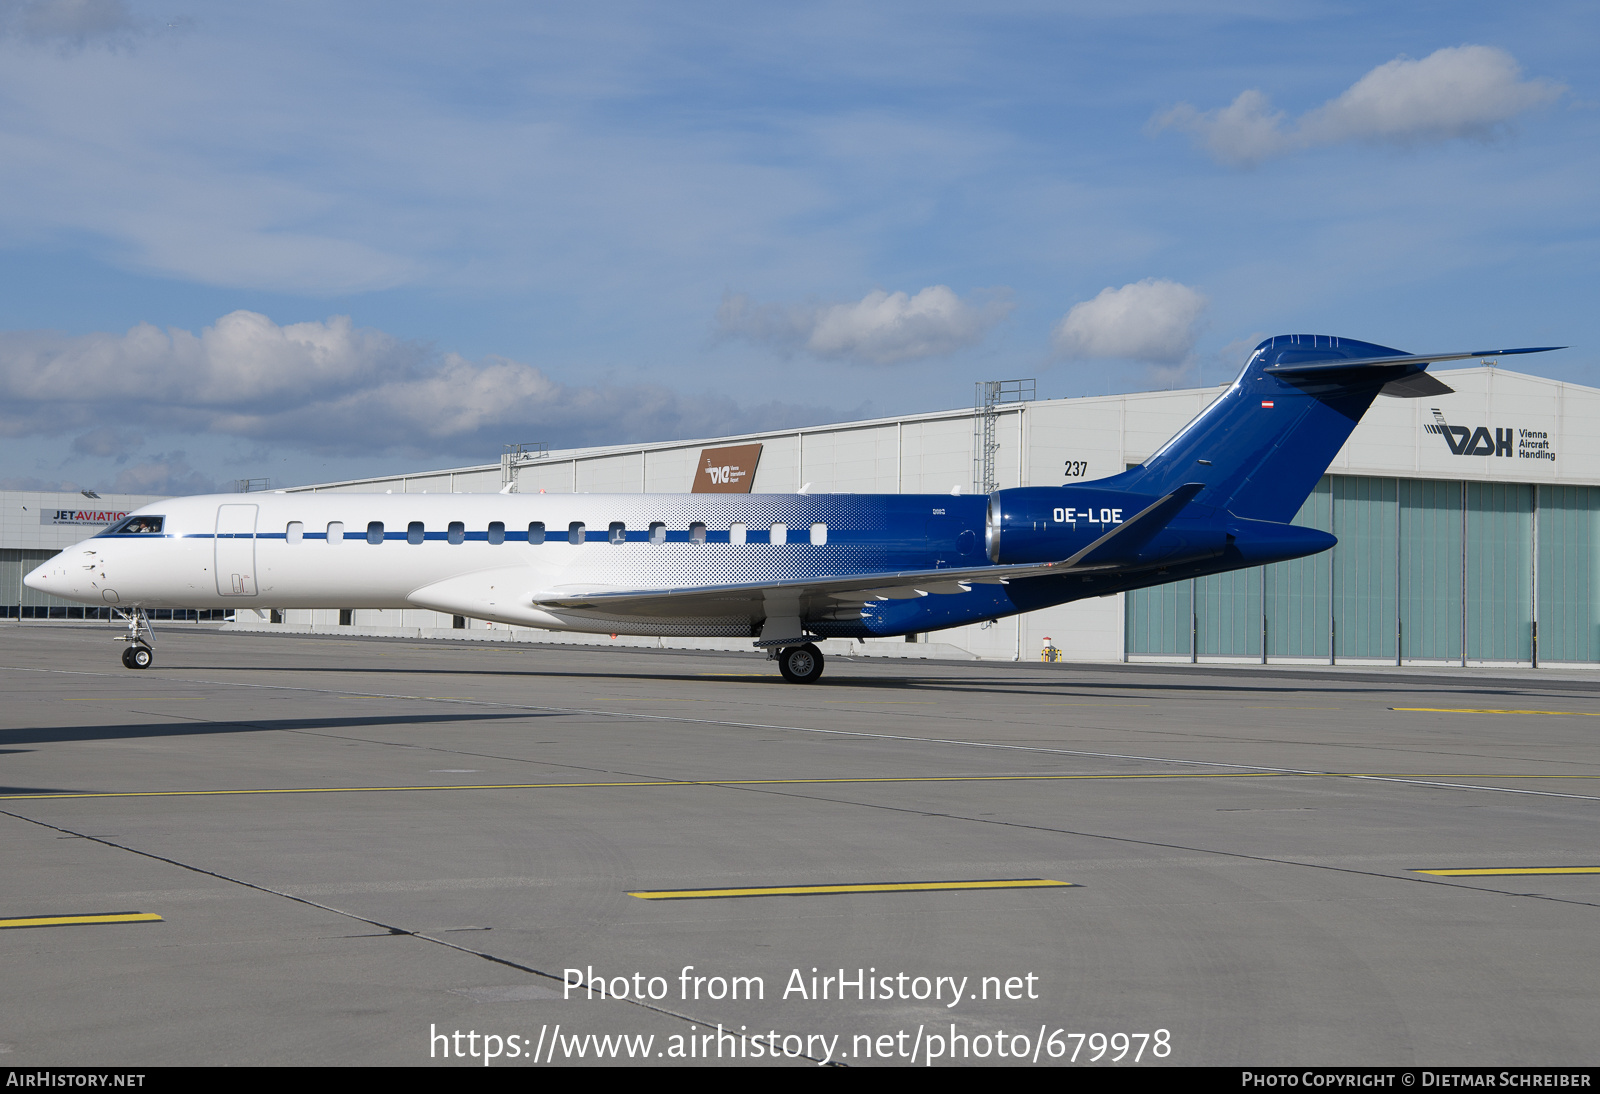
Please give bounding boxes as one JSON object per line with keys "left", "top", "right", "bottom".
{"left": 42, "top": 508, "right": 130, "bottom": 526}
{"left": 1425, "top": 409, "right": 1555, "bottom": 464}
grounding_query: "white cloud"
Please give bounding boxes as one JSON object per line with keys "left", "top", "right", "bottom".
{"left": 1052, "top": 279, "right": 1208, "bottom": 364}
{"left": 0, "top": 311, "right": 416, "bottom": 410}
{"left": 1151, "top": 46, "right": 1563, "bottom": 167}
{"left": 717, "top": 285, "right": 1011, "bottom": 364}
{"left": 0, "top": 311, "right": 834, "bottom": 462}
{"left": 1301, "top": 46, "right": 1561, "bottom": 145}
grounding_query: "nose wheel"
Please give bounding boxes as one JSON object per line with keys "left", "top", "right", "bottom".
{"left": 114, "top": 608, "right": 155, "bottom": 669}
{"left": 776, "top": 643, "right": 825, "bottom": 683}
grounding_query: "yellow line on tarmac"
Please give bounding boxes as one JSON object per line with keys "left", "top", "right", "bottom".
{"left": 0, "top": 912, "right": 162, "bottom": 929}
{"left": 1414, "top": 867, "right": 1600, "bottom": 877}
{"left": 1393, "top": 708, "right": 1600, "bottom": 717}
{"left": 629, "top": 878, "right": 1074, "bottom": 900}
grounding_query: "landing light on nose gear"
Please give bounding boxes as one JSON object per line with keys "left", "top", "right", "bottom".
{"left": 114, "top": 608, "right": 155, "bottom": 670}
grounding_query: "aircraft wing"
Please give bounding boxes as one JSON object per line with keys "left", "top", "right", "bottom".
{"left": 530, "top": 485, "right": 1206, "bottom": 621}
{"left": 529, "top": 560, "right": 1059, "bottom": 618}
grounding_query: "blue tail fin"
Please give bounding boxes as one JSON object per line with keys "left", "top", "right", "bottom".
{"left": 1097, "top": 335, "right": 1549, "bottom": 523}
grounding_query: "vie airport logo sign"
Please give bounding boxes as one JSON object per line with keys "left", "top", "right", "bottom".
{"left": 1425, "top": 409, "right": 1555, "bottom": 464}
{"left": 693, "top": 444, "right": 763, "bottom": 494}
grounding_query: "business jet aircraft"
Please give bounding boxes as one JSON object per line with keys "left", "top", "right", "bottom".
{"left": 25, "top": 336, "right": 1558, "bottom": 681}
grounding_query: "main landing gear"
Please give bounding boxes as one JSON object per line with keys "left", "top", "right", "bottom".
{"left": 115, "top": 608, "right": 155, "bottom": 670}
{"left": 774, "top": 642, "right": 825, "bottom": 684}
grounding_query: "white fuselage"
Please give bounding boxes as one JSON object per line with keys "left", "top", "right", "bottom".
{"left": 24, "top": 490, "right": 988, "bottom": 639}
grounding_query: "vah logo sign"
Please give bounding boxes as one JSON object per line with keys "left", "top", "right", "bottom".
{"left": 1425, "top": 409, "right": 1555, "bottom": 464}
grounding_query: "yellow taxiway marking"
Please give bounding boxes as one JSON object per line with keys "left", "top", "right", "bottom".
{"left": 629, "top": 878, "right": 1074, "bottom": 900}
{"left": 0, "top": 912, "right": 162, "bottom": 929}
{"left": 1414, "top": 867, "right": 1600, "bottom": 877}
{"left": 1394, "top": 708, "right": 1600, "bottom": 717}
{"left": 13, "top": 770, "right": 1600, "bottom": 802}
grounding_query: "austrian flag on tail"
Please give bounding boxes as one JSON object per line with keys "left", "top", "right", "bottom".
{"left": 1260, "top": 400, "right": 1274, "bottom": 408}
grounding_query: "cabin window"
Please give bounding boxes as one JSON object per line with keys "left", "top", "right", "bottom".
{"left": 770, "top": 523, "right": 787, "bottom": 545}
{"left": 729, "top": 523, "right": 746, "bottom": 544}
{"left": 286, "top": 521, "right": 303, "bottom": 544}
{"left": 367, "top": 521, "right": 384, "bottom": 545}
{"left": 569, "top": 521, "right": 586, "bottom": 545}
{"left": 448, "top": 521, "right": 465, "bottom": 545}
{"left": 488, "top": 521, "right": 505, "bottom": 545}
{"left": 649, "top": 521, "right": 666, "bottom": 544}
{"left": 609, "top": 521, "right": 626, "bottom": 544}
{"left": 407, "top": 521, "right": 425, "bottom": 545}
{"left": 528, "top": 521, "right": 545, "bottom": 544}
{"left": 327, "top": 521, "right": 343, "bottom": 544}
{"left": 690, "top": 522, "right": 706, "bottom": 544}
{"left": 810, "top": 522, "right": 827, "bottom": 545}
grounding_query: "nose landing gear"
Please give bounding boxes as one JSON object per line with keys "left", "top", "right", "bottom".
{"left": 114, "top": 608, "right": 155, "bottom": 670}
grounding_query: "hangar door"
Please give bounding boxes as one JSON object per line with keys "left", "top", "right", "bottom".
{"left": 215, "top": 504, "right": 258, "bottom": 596}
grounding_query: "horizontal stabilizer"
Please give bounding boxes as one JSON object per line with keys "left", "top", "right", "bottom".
{"left": 1265, "top": 346, "right": 1563, "bottom": 375}
{"left": 1380, "top": 371, "right": 1456, "bottom": 399}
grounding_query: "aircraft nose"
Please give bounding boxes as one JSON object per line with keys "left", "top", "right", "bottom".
{"left": 23, "top": 560, "right": 52, "bottom": 591}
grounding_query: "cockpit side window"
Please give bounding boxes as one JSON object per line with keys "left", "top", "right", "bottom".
{"left": 103, "top": 515, "right": 164, "bottom": 535}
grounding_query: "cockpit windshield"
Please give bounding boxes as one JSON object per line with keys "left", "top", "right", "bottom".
{"left": 99, "top": 515, "right": 165, "bottom": 536}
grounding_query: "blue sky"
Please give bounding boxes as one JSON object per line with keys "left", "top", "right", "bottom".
{"left": 0, "top": 1, "right": 1592, "bottom": 493}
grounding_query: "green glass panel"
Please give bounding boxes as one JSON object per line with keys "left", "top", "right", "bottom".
{"left": 1536, "top": 485, "right": 1600, "bottom": 662}
{"left": 1126, "top": 577, "right": 1192, "bottom": 656}
{"left": 1333, "top": 476, "right": 1397, "bottom": 659}
{"left": 1196, "top": 566, "right": 1261, "bottom": 657}
{"left": 1466, "top": 482, "right": 1532, "bottom": 661}
{"left": 1265, "top": 476, "right": 1332, "bottom": 657}
{"left": 1399, "top": 479, "right": 1463, "bottom": 660}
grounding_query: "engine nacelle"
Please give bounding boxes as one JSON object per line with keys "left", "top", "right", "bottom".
{"left": 985, "top": 486, "right": 1152, "bottom": 564}
{"left": 985, "top": 486, "right": 1334, "bottom": 572}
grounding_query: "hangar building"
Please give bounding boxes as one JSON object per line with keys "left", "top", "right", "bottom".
{"left": 247, "top": 364, "right": 1600, "bottom": 668}
{"left": 0, "top": 490, "right": 191, "bottom": 619}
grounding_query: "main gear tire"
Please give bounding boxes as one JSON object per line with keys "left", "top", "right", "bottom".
{"left": 776, "top": 643, "right": 824, "bottom": 684}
